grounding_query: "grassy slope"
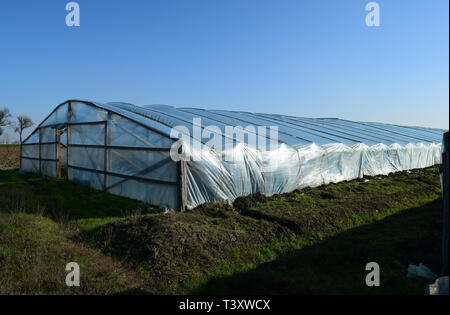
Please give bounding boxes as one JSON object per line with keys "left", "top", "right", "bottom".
{"left": 0, "top": 169, "right": 153, "bottom": 294}
{"left": 0, "top": 213, "right": 145, "bottom": 294}
{"left": 0, "top": 167, "right": 444, "bottom": 294}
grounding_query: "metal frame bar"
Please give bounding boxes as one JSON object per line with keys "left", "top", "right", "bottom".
{"left": 22, "top": 142, "right": 57, "bottom": 146}
{"left": 21, "top": 156, "right": 57, "bottom": 162}
{"left": 67, "top": 164, "right": 178, "bottom": 187}
{"left": 67, "top": 144, "right": 171, "bottom": 151}
{"left": 66, "top": 121, "right": 108, "bottom": 127}
{"left": 22, "top": 100, "right": 174, "bottom": 145}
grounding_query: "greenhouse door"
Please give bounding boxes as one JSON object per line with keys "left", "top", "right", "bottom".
{"left": 56, "top": 126, "right": 68, "bottom": 179}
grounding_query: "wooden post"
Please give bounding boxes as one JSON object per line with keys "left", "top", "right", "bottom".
{"left": 441, "top": 131, "right": 449, "bottom": 276}
{"left": 177, "top": 160, "right": 187, "bottom": 212}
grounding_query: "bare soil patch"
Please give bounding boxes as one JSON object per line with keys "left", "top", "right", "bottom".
{"left": 0, "top": 145, "right": 20, "bottom": 170}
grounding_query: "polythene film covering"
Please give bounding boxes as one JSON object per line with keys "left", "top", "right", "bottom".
{"left": 21, "top": 100, "right": 446, "bottom": 210}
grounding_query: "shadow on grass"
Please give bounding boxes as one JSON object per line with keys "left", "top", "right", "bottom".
{"left": 196, "top": 198, "right": 443, "bottom": 295}
{"left": 0, "top": 169, "right": 163, "bottom": 224}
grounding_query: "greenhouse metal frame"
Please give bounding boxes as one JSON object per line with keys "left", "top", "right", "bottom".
{"left": 21, "top": 100, "right": 186, "bottom": 211}
{"left": 21, "top": 100, "right": 445, "bottom": 211}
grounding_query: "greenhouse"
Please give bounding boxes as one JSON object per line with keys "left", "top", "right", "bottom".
{"left": 20, "top": 100, "right": 445, "bottom": 211}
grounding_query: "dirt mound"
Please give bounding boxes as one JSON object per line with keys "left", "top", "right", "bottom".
{"left": 0, "top": 145, "right": 20, "bottom": 170}
{"left": 231, "top": 166, "right": 442, "bottom": 237}
{"left": 189, "top": 200, "right": 233, "bottom": 218}
{"left": 81, "top": 208, "right": 294, "bottom": 294}
{"left": 233, "top": 193, "right": 268, "bottom": 211}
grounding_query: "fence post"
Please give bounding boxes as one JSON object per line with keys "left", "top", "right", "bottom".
{"left": 441, "top": 131, "right": 449, "bottom": 276}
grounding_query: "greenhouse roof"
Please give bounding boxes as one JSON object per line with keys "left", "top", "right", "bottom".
{"left": 91, "top": 101, "right": 445, "bottom": 147}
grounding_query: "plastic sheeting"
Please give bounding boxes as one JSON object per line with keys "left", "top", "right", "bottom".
{"left": 21, "top": 100, "right": 446, "bottom": 210}
{"left": 185, "top": 141, "right": 442, "bottom": 207}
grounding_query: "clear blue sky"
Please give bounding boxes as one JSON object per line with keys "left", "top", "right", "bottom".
{"left": 0, "top": 0, "right": 448, "bottom": 141}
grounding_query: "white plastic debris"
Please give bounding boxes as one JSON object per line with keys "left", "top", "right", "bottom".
{"left": 407, "top": 263, "right": 438, "bottom": 281}
{"left": 425, "top": 277, "right": 449, "bottom": 295}
{"left": 164, "top": 208, "right": 174, "bottom": 214}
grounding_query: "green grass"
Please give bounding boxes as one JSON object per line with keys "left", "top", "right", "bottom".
{"left": 0, "top": 213, "right": 144, "bottom": 294}
{"left": 0, "top": 144, "right": 19, "bottom": 147}
{"left": 196, "top": 198, "right": 443, "bottom": 295}
{"left": 0, "top": 169, "right": 161, "bottom": 230}
{"left": 0, "top": 166, "right": 444, "bottom": 295}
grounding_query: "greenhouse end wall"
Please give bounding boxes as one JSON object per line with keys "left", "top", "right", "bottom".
{"left": 20, "top": 101, "right": 183, "bottom": 211}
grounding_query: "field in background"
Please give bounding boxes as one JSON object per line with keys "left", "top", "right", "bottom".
{"left": 0, "top": 145, "right": 20, "bottom": 170}
{"left": 0, "top": 166, "right": 444, "bottom": 295}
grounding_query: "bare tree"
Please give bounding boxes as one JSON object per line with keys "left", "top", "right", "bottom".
{"left": 0, "top": 108, "right": 12, "bottom": 137}
{"left": 14, "top": 115, "right": 34, "bottom": 144}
